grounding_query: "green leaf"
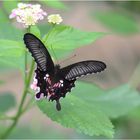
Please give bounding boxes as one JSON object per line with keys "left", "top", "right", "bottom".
{"left": 94, "top": 11, "right": 139, "bottom": 34}
{"left": 51, "top": 48, "right": 72, "bottom": 59}
{"left": 0, "top": 56, "right": 25, "bottom": 72}
{"left": 38, "top": 24, "right": 51, "bottom": 36}
{"left": 0, "top": 40, "right": 25, "bottom": 71}
{"left": 0, "top": 22, "right": 23, "bottom": 41}
{"left": 43, "top": 25, "right": 105, "bottom": 58}
{"left": 3, "top": 0, "right": 18, "bottom": 14}
{"left": 127, "top": 106, "right": 140, "bottom": 120}
{"left": 41, "top": 0, "right": 67, "bottom": 10}
{"left": 0, "top": 40, "right": 25, "bottom": 57}
{"left": 74, "top": 82, "right": 140, "bottom": 118}
{"left": 96, "top": 84, "right": 140, "bottom": 118}
{"left": 0, "top": 9, "right": 9, "bottom": 23}
{"left": 37, "top": 85, "right": 114, "bottom": 138}
{"left": 30, "top": 26, "right": 41, "bottom": 38}
{"left": 0, "top": 10, "right": 23, "bottom": 41}
{"left": 0, "top": 92, "right": 16, "bottom": 113}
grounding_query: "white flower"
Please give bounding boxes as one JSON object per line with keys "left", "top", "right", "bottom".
{"left": 47, "top": 14, "right": 63, "bottom": 24}
{"left": 9, "top": 3, "right": 47, "bottom": 28}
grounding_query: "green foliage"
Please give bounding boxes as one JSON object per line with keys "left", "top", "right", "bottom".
{"left": 94, "top": 11, "right": 139, "bottom": 34}
{"left": 0, "top": 10, "right": 23, "bottom": 41}
{"left": 95, "top": 84, "right": 140, "bottom": 118}
{"left": 37, "top": 91, "right": 114, "bottom": 138}
{"left": 43, "top": 25, "right": 105, "bottom": 49}
{"left": 127, "top": 106, "right": 140, "bottom": 120}
{"left": 3, "top": 0, "right": 18, "bottom": 14}
{"left": 41, "top": 0, "right": 67, "bottom": 10}
{"left": 0, "top": 92, "right": 16, "bottom": 113}
{"left": 30, "top": 26, "right": 41, "bottom": 38}
{"left": 73, "top": 82, "right": 140, "bottom": 118}
{"left": 0, "top": 56, "right": 25, "bottom": 71}
{"left": 50, "top": 48, "right": 70, "bottom": 60}
{"left": 0, "top": 40, "right": 24, "bottom": 57}
{"left": 0, "top": 40, "right": 25, "bottom": 71}
{"left": 43, "top": 25, "right": 105, "bottom": 58}
{"left": 37, "top": 81, "right": 140, "bottom": 137}
{"left": 38, "top": 24, "right": 51, "bottom": 36}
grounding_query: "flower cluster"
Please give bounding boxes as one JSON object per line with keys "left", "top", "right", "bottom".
{"left": 9, "top": 3, "right": 63, "bottom": 27}
{"left": 9, "top": 3, "right": 47, "bottom": 27}
{"left": 48, "top": 14, "right": 63, "bottom": 24}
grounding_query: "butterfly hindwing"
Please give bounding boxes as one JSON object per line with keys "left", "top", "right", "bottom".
{"left": 23, "top": 33, "right": 54, "bottom": 73}
{"left": 60, "top": 60, "right": 106, "bottom": 80}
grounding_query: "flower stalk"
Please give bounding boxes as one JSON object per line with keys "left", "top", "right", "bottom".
{"left": 0, "top": 60, "right": 35, "bottom": 139}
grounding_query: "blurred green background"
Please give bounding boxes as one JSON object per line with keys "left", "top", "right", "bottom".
{"left": 0, "top": 0, "right": 140, "bottom": 139}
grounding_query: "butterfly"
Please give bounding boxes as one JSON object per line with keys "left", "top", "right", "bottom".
{"left": 23, "top": 33, "right": 106, "bottom": 111}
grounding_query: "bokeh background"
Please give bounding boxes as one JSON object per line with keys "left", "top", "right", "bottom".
{"left": 0, "top": 0, "right": 140, "bottom": 139}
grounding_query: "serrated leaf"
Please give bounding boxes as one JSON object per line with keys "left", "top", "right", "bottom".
{"left": 30, "top": 26, "right": 41, "bottom": 38}
{"left": 43, "top": 25, "right": 105, "bottom": 58}
{"left": 41, "top": 0, "right": 67, "bottom": 10}
{"left": 0, "top": 92, "right": 16, "bottom": 113}
{"left": 74, "top": 82, "right": 140, "bottom": 118}
{"left": 94, "top": 11, "right": 139, "bottom": 34}
{"left": 37, "top": 88, "right": 114, "bottom": 138}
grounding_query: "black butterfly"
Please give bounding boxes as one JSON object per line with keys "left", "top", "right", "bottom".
{"left": 23, "top": 33, "right": 106, "bottom": 111}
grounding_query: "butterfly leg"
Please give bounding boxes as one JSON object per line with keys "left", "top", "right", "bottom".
{"left": 56, "top": 100, "right": 61, "bottom": 111}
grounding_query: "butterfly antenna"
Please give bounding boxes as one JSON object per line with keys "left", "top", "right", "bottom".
{"left": 59, "top": 54, "right": 76, "bottom": 65}
{"left": 50, "top": 45, "right": 58, "bottom": 64}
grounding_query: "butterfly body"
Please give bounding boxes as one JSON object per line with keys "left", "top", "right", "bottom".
{"left": 34, "top": 65, "right": 75, "bottom": 100}
{"left": 24, "top": 33, "right": 106, "bottom": 111}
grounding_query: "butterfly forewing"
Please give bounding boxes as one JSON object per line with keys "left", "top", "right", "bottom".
{"left": 24, "top": 33, "right": 54, "bottom": 73}
{"left": 60, "top": 61, "right": 106, "bottom": 80}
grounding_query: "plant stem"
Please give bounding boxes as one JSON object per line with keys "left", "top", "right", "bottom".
{"left": 24, "top": 50, "right": 28, "bottom": 84}
{"left": 24, "top": 26, "right": 30, "bottom": 85}
{"left": 0, "top": 61, "right": 35, "bottom": 139}
{"left": 21, "top": 96, "right": 35, "bottom": 115}
{"left": 17, "top": 61, "right": 35, "bottom": 117}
